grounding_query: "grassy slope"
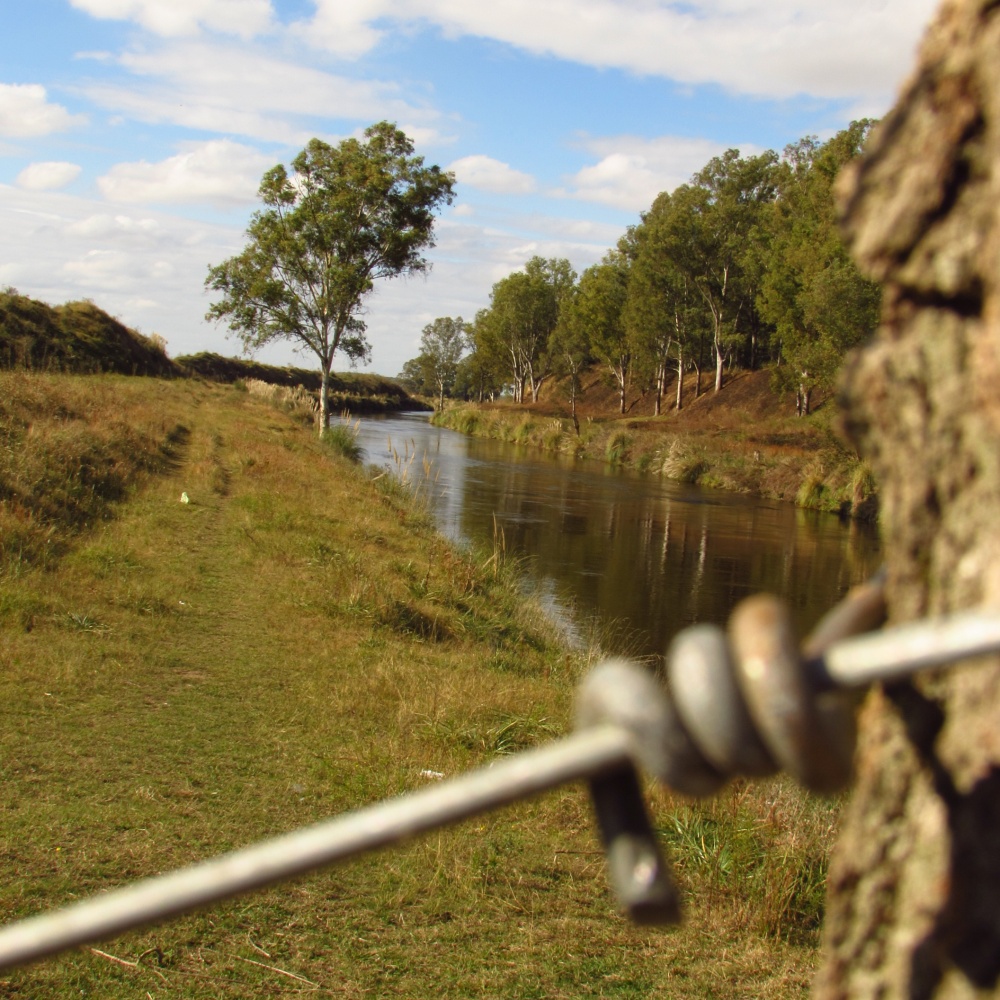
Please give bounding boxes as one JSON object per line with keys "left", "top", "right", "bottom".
{"left": 1, "top": 372, "right": 833, "bottom": 998}
{"left": 0, "top": 292, "right": 183, "bottom": 377}
{"left": 439, "top": 369, "right": 877, "bottom": 519}
{"left": 0, "top": 292, "right": 424, "bottom": 414}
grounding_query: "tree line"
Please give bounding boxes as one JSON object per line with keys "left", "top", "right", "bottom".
{"left": 399, "top": 120, "right": 881, "bottom": 418}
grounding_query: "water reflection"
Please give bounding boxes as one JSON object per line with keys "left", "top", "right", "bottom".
{"left": 355, "top": 412, "right": 880, "bottom": 662}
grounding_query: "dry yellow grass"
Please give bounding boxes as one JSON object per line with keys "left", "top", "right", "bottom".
{"left": 1, "top": 372, "right": 834, "bottom": 998}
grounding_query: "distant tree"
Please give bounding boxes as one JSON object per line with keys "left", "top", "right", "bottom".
{"left": 397, "top": 356, "right": 430, "bottom": 396}
{"left": 416, "top": 316, "right": 468, "bottom": 410}
{"left": 205, "top": 122, "right": 454, "bottom": 433}
{"left": 457, "top": 310, "right": 509, "bottom": 402}
{"left": 568, "top": 252, "right": 631, "bottom": 414}
{"left": 758, "top": 121, "right": 881, "bottom": 415}
{"left": 474, "top": 257, "right": 574, "bottom": 404}
{"left": 666, "top": 150, "right": 778, "bottom": 393}
{"left": 624, "top": 197, "right": 706, "bottom": 414}
{"left": 547, "top": 283, "right": 589, "bottom": 430}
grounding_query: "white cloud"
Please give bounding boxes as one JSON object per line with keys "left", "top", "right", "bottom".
{"left": 69, "top": 0, "right": 274, "bottom": 39}
{"left": 66, "top": 213, "right": 166, "bottom": 242}
{"left": 289, "top": 0, "right": 387, "bottom": 58}
{"left": 0, "top": 180, "right": 613, "bottom": 377}
{"left": 558, "top": 134, "right": 748, "bottom": 212}
{"left": 448, "top": 155, "right": 536, "bottom": 195}
{"left": 79, "top": 41, "right": 444, "bottom": 145}
{"left": 302, "top": 0, "right": 936, "bottom": 107}
{"left": 0, "top": 84, "right": 87, "bottom": 138}
{"left": 16, "top": 162, "right": 83, "bottom": 191}
{"left": 97, "top": 139, "right": 274, "bottom": 206}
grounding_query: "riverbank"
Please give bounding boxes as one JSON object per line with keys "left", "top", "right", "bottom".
{"left": 2, "top": 371, "right": 834, "bottom": 998}
{"left": 435, "top": 368, "right": 878, "bottom": 520}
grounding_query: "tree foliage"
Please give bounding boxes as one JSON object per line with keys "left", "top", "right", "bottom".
{"left": 463, "top": 257, "right": 575, "bottom": 404}
{"left": 758, "top": 121, "right": 881, "bottom": 414}
{"left": 566, "top": 252, "right": 631, "bottom": 414}
{"left": 403, "top": 122, "right": 875, "bottom": 418}
{"left": 400, "top": 316, "right": 469, "bottom": 409}
{"left": 205, "top": 122, "right": 454, "bottom": 431}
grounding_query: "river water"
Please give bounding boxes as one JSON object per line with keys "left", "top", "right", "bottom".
{"left": 355, "top": 411, "right": 881, "bottom": 663}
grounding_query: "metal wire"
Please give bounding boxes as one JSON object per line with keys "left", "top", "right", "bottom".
{"left": 3, "top": 577, "right": 1000, "bottom": 970}
{"left": 0, "top": 726, "right": 634, "bottom": 969}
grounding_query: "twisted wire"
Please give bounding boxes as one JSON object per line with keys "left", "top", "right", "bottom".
{"left": 577, "top": 573, "right": 887, "bottom": 796}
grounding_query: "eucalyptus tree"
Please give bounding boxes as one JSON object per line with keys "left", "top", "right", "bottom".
{"left": 458, "top": 308, "right": 509, "bottom": 401}
{"left": 205, "top": 122, "right": 455, "bottom": 432}
{"left": 415, "top": 316, "right": 468, "bottom": 410}
{"left": 625, "top": 193, "right": 705, "bottom": 414}
{"left": 675, "top": 149, "right": 779, "bottom": 392}
{"left": 758, "top": 121, "right": 881, "bottom": 415}
{"left": 547, "top": 283, "right": 590, "bottom": 430}
{"left": 478, "top": 256, "right": 574, "bottom": 404}
{"left": 569, "top": 251, "right": 631, "bottom": 414}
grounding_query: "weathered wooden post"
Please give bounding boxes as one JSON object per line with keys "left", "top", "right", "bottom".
{"left": 817, "top": 1, "right": 1000, "bottom": 996}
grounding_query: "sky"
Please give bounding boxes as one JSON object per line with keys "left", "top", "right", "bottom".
{"left": 0, "top": 0, "right": 939, "bottom": 377}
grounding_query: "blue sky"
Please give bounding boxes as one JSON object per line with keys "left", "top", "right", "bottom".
{"left": 0, "top": 0, "right": 937, "bottom": 376}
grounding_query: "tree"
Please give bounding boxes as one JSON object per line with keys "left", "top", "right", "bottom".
{"left": 415, "top": 316, "right": 468, "bottom": 410}
{"left": 396, "top": 356, "right": 430, "bottom": 396}
{"left": 476, "top": 257, "right": 573, "bottom": 404}
{"left": 547, "top": 282, "right": 589, "bottom": 431}
{"left": 625, "top": 194, "right": 705, "bottom": 414}
{"left": 205, "top": 122, "right": 455, "bottom": 432}
{"left": 674, "top": 150, "right": 778, "bottom": 392}
{"left": 456, "top": 309, "right": 509, "bottom": 402}
{"left": 568, "top": 252, "right": 631, "bottom": 414}
{"left": 816, "top": 3, "right": 1000, "bottom": 995}
{"left": 758, "top": 123, "right": 880, "bottom": 415}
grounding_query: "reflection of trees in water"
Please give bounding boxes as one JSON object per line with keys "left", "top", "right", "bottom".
{"left": 356, "top": 414, "right": 880, "bottom": 664}
{"left": 458, "top": 454, "right": 880, "bottom": 663}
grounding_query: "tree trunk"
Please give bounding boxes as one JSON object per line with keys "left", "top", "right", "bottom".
{"left": 714, "top": 340, "right": 724, "bottom": 392}
{"left": 675, "top": 349, "right": 684, "bottom": 411}
{"left": 817, "top": 2, "right": 1000, "bottom": 997}
{"left": 319, "top": 364, "right": 331, "bottom": 433}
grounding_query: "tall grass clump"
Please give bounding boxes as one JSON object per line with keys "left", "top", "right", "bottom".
{"left": 662, "top": 438, "right": 708, "bottom": 482}
{"left": 605, "top": 431, "right": 631, "bottom": 466}
{"left": 243, "top": 377, "right": 317, "bottom": 425}
{"left": 321, "top": 412, "right": 363, "bottom": 462}
{"left": 656, "top": 777, "right": 839, "bottom": 943}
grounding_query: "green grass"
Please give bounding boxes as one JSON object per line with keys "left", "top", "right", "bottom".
{"left": 0, "top": 372, "right": 832, "bottom": 998}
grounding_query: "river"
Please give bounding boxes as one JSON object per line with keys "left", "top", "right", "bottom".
{"left": 354, "top": 411, "right": 881, "bottom": 663}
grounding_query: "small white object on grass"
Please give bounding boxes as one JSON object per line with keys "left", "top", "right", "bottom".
{"left": 180, "top": 492, "right": 190, "bottom": 504}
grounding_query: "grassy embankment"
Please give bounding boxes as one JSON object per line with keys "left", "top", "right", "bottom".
{"left": 1, "top": 371, "right": 839, "bottom": 998}
{"left": 436, "top": 368, "right": 877, "bottom": 520}
{"left": 0, "top": 289, "right": 424, "bottom": 416}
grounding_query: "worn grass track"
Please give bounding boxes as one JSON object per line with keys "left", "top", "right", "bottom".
{"left": 1, "top": 373, "right": 833, "bottom": 998}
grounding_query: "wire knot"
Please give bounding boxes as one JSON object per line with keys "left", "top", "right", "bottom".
{"left": 577, "top": 576, "right": 887, "bottom": 796}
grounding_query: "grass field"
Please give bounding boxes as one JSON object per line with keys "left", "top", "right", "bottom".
{"left": 1, "top": 372, "right": 838, "bottom": 998}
